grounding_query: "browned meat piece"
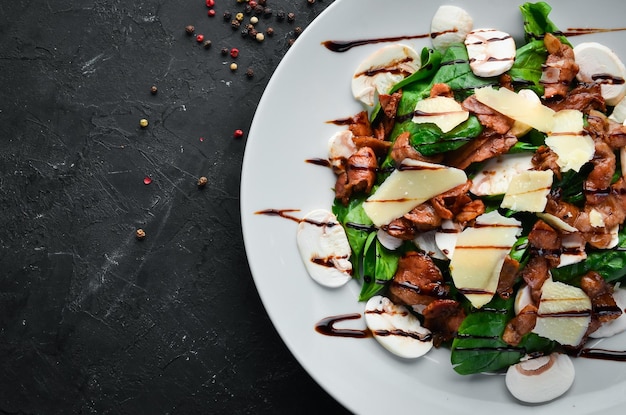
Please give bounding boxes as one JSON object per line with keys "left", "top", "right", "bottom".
{"left": 528, "top": 220, "right": 561, "bottom": 251}
{"left": 384, "top": 217, "right": 419, "bottom": 241}
{"left": 532, "top": 145, "right": 561, "bottom": 179}
{"left": 520, "top": 256, "right": 552, "bottom": 304}
{"left": 375, "top": 91, "right": 403, "bottom": 139}
{"left": 352, "top": 135, "right": 392, "bottom": 156}
{"left": 462, "top": 94, "right": 515, "bottom": 134}
{"left": 430, "top": 83, "right": 454, "bottom": 98}
{"left": 502, "top": 304, "right": 537, "bottom": 346}
{"left": 430, "top": 181, "right": 472, "bottom": 220}
{"left": 422, "top": 299, "right": 466, "bottom": 347}
{"left": 499, "top": 73, "right": 514, "bottom": 91}
{"left": 454, "top": 199, "right": 486, "bottom": 225}
{"left": 445, "top": 130, "right": 518, "bottom": 170}
{"left": 541, "top": 33, "right": 579, "bottom": 100}
{"left": 404, "top": 202, "right": 442, "bottom": 232}
{"left": 545, "top": 83, "right": 605, "bottom": 113}
{"left": 584, "top": 139, "right": 615, "bottom": 205}
{"left": 497, "top": 255, "right": 520, "bottom": 300}
{"left": 334, "top": 146, "right": 378, "bottom": 205}
{"left": 388, "top": 251, "right": 449, "bottom": 306}
{"left": 389, "top": 131, "right": 444, "bottom": 166}
{"left": 581, "top": 271, "right": 623, "bottom": 328}
{"left": 606, "top": 117, "right": 626, "bottom": 149}
{"left": 348, "top": 111, "right": 374, "bottom": 137}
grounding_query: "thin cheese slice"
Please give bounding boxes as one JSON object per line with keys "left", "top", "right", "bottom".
{"left": 474, "top": 86, "right": 556, "bottom": 133}
{"left": 449, "top": 211, "right": 522, "bottom": 309}
{"left": 500, "top": 170, "right": 553, "bottom": 212}
{"left": 363, "top": 159, "right": 467, "bottom": 227}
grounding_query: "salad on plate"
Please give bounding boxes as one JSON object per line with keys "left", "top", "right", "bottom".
{"left": 268, "top": 1, "right": 626, "bottom": 404}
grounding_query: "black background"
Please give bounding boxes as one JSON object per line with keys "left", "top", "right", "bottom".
{"left": 0, "top": 0, "right": 354, "bottom": 413}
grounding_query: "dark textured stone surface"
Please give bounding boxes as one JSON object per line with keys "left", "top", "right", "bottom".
{"left": 0, "top": 0, "right": 352, "bottom": 413}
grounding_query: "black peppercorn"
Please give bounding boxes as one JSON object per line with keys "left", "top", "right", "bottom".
{"left": 231, "top": 19, "right": 241, "bottom": 29}
{"left": 223, "top": 11, "right": 232, "bottom": 20}
{"left": 221, "top": 47, "right": 229, "bottom": 56}
{"left": 276, "top": 10, "right": 285, "bottom": 21}
{"left": 263, "top": 7, "right": 272, "bottom": 17}
{"left": 287, "top": 12, "right": 296, "bottom": 22}
{"left": 246, "top": 68, "right": 254, "bottom": 78}
{"left": 203, "top": 40, "right": 212, "bottom": 48}
{"left": 294, "top": 26, "right": 303, "bottom": 37}
{"left": 185, "top": 25, "right": 195, "bottom": 35}
{"left": 150, "top": 85, "right": 158, "bottom": 95}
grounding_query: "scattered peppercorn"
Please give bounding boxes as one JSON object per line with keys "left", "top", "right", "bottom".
{"left": 235, "top": 12, "right": 244, "bottom": 21}
{"left": 205, "top": 0, "right": 215, "bottom": 7}
{"left": 230, "top": 62, "right": 238, "bottom": 71}
{"left": 223, "top": 11, "right": 232, "bottom": 20}
{"left": 287, "top": 12, "right": 296, "bottom": 22}
{"left": 241, "top": 29, "right": 249, "bottom": 38}
{"left": 230, "top": 48, "right": 239, "bottom": 58}
{"left": 246, "top": 67, "right": 254, "bottom": 78}
{"left": 249, "top": 0, "right": 258, "bottom": 8}
{"left": 256, "top": 32, "right": 265, "bottom": 42}
{"left": 233, "top": 129, "right": 244, "bottom": 138}
{"left": 150, "top": 85, "right": 158, "bottom": 95}
{"left": 196, "top": 34, "right": 205, "bottom": 43}
{"left": 266, "top": 27, "right": 274, "bottom": 36}
{"left": 139, "top": 118, "right": 149, "bottom": 128}
{"left": 254, "top": 5, "right": 264, "bottom": 15}
{"left": 221, "top": 47, "right": 229, "bottom": 55}
{"left": 185, "top": 25, "right": 195, "bottom": 35}
{"left": 203, "top": 39, "right": 212, "bottom": 49}
{"left": 244, "top": 4, "right": 252, "bottom": 14}
{"left": 208, "top": 9, "right": 216, "bottom": 17}
{"left": 276, "top": 10, "right": 285, "bottom": 21}
{"left": 250, "top": 16, "right": 259, "bottom": 25}
{"left": 288, "top": 38, "right": 296, "bottom": 47}
{"left": 197, "top": 176, "right": 208, "bottom": 188}
{"left": 258, "top": 0, "right": 266, "bottom": 5}
{"left": 135, "top": 228, "right": 146, "bottom": 240}
{"left": 307, "top": 0, "right": 316, "bottom": 4}
{"left": 263, "top": 7, "right": 272, "bottom": 17}
{"left": 231, "top": 19, "right": 241, "bottom": 29}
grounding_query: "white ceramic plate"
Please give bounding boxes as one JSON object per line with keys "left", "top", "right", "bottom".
{"left": 241, "top": 0, "right": 626, "bottom": 413}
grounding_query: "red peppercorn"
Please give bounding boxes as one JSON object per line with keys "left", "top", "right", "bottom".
{"left": 249, "top": 0, "right": 257, "bottom": 7}
{"left": 233, "top": 129, "right": 244, "bottom": 138}
{"left": 208, "top": 9, "right": 216, "bottom": 17}
{"left": 196, "top": 34, "right": 205, "bottom": 42}
{"left": 230, "top": 48, "right": 239, "bottom": 58}
{"left": 206, "top": 0, "right": 215, "bottom": 7}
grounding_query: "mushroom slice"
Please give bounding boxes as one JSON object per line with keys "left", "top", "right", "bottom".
{"left": 377, "top": 229, "right": 403, "bottom": 251}
{"left": 434, "top": 219, "right": 462, "bottom": 260}
{"left": 328, "top": 130, "right": 357, "bottom": 173}
{"left": 465, "top": 28, "right": 516, "bottom": 77}
{"left": 351, "top": 44, "right": 421, "bottom": 107}
{"left": 590, "top": 288, "right": 626, "bottom": 338}
{"left": 364, "top": 295, "right": 433, "bottom": 358}
{"left": 574, "top": 42, "right": 626, "bottom": 106}
{"left": 430, "top": 5, "right": 473, "bottom": 51}
{"left": 505, "top": 353, "right": 575, "bottom": 403}
{"left": 296, "top": 209, "right": 352, "bottom": 288}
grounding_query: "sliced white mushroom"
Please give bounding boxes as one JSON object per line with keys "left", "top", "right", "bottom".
{"left": 505, "top": 353, "right": 575, "bottom": 404}
{"left": 377, "top": 229, "right": 403, "bottom": 251}
{"left": 430, "top": 5, "right": 473, "bottom": 51}
{"left": 413, "top": 230, "right": 447, "bottom": 260}
{"left": 558, "top": 233, "right": 587, "bottom": 268}
{"left": 514, "top": 284, "right": 533, "bottom": 315}
{"left": 412, "top": 96, "right": 469, "bottom": 133}
{"left": 590, "top": 288, "right": 626, "bottom": 338}
{"left": 609, "top": 95, "right": 626, "bottom": 124}
{"left": 470, "top": 153, "right": 534, "bottom": 197}
{"left": 574, "top": 42, "right": 626, "bottom": 106}
{"left": 621, "top": 147, "right": 626, "bottom": 181}
{"left": 328, "top": 130, "right": 357, "bottom": 173}
{"left": 464, "top": 28, "right": 516, "bottom": 78}
{"left": 364, "top": 295, "right": 433, "bottom": 358}
{"left": 434, "top": 219, "right": 463, "bottom": 260}
{"left": 296, "top": 209, "right": 352, "bottom": 288}
{"left": 352, "top": 44, "right": 421, "bottom": 107}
